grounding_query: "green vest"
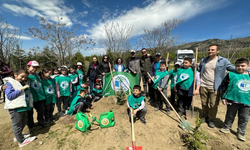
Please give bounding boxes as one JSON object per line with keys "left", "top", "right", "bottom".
{"left": 68, "top": 95, "right": 82, "bottom": 115}
{"left": 28, "top": 74, "right": 46, "bottom": 102}
{"left": 93, "top": 88, "right": 102, "bottom": 93}
{"left": 69, "top": 74, "right": 78, "bottom": 91}
{"left": 175, "top": 68, "right": 194, "bottom": 90}
{"left": 41, "top": 78, "right": 57, "bottom": 105}
{"left": 16, "top": 88, "right": 32, "bottom": 112}
{"left": 152, "top": 70, "right": 169, "bottom": 89}
{"left": 128, "top": 94, "right": 145, "bottom": 109}
{"left": 56, "top": 76, "right": 71, "bottom": 96}
{"left": 169, "top": 69, "right": 177, "bottom": 89}
{"left": 223, "top": 72, "right": 250, "bottom": 106}
{"left": 68, "top": 85, "right": 86, "bottom": 105}
{"left": 77, "top": 70, "right": 84, "bottom": 84}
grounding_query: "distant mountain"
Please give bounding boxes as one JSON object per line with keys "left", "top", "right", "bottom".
{"left": 168, "top": 36, "right": 250, "bottom": 53}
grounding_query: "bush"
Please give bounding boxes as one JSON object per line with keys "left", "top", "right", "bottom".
{"left": 115, "top": 85, "right": 126, "bottom": 105}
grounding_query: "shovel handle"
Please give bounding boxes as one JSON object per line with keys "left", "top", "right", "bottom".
{"left": 130, "top": 109, "right": 136, "bottom": 143}
{"left": 147, "top": 72, "right": 183, "bottom": 120}
{"left": 191, "top": 48, "right": 198, "bottom": 113}
{"left": 109, "top": 62, "right": 116, "bottom": 94}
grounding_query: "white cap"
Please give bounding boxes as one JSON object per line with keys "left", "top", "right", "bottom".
{"left": 175, "top": 62, "right": 182, "bottom": 66}
{"left": 130, "top": 50, "right": 136, "bottom": 53}
{"left": 27, "top": 60, "right": 40, "bottom": 67}
{"left": 77, "top": 62, "right": 82, "bottom": 66}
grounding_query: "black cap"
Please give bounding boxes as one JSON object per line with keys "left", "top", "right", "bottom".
{"left": 155, "top": 52, "right": 161, "bottom": 56}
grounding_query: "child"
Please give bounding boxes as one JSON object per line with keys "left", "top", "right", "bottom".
{"left": 69, "top": 66, "right": 78, "bottom": 94}
{"left": 67, "top": 89, "right": 93, "bottom": 115}
{"left": 92, "top": 82, "right": 103, "bottom": 102}
{"left": 68, "top": 81, "right": 90, "bottom": 105}
{"left": 76, "top": 62, "right": 85, "bottom": 85}
{"left": 26, "top": 61, "right": 46, "bottom": 128}
{"left": 219, "top": 58, "right": 250, "bottom": 141}
{"left": 41, "top": 68, "right": 56, "bottom": 123}
{"left": 56, "top": 66, "right": 72, "bottom": 116}
{"left": 152, "top": 61, "right": 170, "bottom": 113}
{"left": 127, "top": 85, "right": 147, "bottom": 124}
{"left": 3, "top": 69, "right": 36, "bottom": 147}
{"left": 174, "top": 57, "right": 200, "bottom": 117}
{"left": 169, "top": 62, "right": 181, "bottom": 106}
{"left": 51, "top": 67, "right": 61, "bottom": 79}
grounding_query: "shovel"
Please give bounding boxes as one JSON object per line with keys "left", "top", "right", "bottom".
{"left": 147, "top": 72, "right": 191, "bottom": 131}
{"left": 126, "top": 109, "right": 143, "bottom": 150}
{"left": 186, "top": 47, "right": 198, "bottom": 121}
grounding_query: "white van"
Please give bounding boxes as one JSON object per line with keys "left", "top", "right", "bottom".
{"left": 174, "top": 50, "right": 195, "bottom": 65}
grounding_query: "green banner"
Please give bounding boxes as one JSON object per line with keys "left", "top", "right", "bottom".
{"left": 103, "top": 72, "right": 139, "bottom": 97}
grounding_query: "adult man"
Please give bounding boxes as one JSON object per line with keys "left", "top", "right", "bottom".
{"left": 140, "top": 48, "right": 154, "bottom": 97}
{"left": 127, "top": 50, "right": 141, "bottom": 84}
{"left": 197, "top": 44, "right": 235, "bottom": 128}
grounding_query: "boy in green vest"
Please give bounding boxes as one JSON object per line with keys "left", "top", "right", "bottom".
{"left": 92, "top": 82, "right": 103, "bottom": 102}
{"left": 152, "top": 61, "right": 170, "bottom": 113}
{"left": 174, "top": 57, "right": 200, "bottom": 117}
{"left": 169, "top": 62, "right": 181, "bottom": 106}
{"left": 67, "top": 89, "right": 93, "bottom": 115}
{"left": 219, "top": 58, "right": 250, "bottom": 142}
{"left": 127, "top": 85, "right": 147, "bottom": 124}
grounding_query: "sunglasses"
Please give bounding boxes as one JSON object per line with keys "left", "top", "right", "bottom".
{"left": 142, "top": 51, "right": 147, "bottom": 53}
{"left": 104, "top": 58, "right": 108, "bottom": 59}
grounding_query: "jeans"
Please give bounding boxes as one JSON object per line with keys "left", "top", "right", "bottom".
{"left": 57, "top": 96, "right": 69, "bottom": 112}
{"left": 177, "top": 89, "right": 192, "bottom": 114}
{"left": 223, "top": 103, "right": 250, "bottom": 135}
{"left": 9, "top": 109, "right": 27, "bottom": 143}
{"left": 156, "top": 89, "right": 170, "bottom": 110}
{"left": 89, "top": 79, "right": 96, "bottom": 93}
{"left": 33, "top": 100, "right": 45, "bottom": 126}
{"left": 127, "top": 107, "right": 147, "bottom": 121}
{"left": 44, "top": 103, "right": 55, "bottom": 121}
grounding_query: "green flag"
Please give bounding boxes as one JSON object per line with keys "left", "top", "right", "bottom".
{"left": 103, "top": 72, "right": 139, "bottom": 97}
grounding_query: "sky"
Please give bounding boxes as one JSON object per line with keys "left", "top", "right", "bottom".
{"left": 0, "top": 0, "right": 250, "bottom": 56}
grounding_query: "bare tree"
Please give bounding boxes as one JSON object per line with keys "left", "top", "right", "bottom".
{"left": 0, "top": 17, "right": 21, "bottom": 64}
{"left": 26, "top": 17, "right": 95, "bottom": 65}
{"left": 104, "top": 22, "right": 133, "bottom": 58}
{"left": 140, "top": 18, "right": 183, "bottom": 54}
{"left": 227, "top": 35, "right": 241, "bottom": 61}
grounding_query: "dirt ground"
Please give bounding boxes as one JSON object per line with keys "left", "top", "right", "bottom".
{"left": 1, "top": 90, "right": 250, "bottom": 150}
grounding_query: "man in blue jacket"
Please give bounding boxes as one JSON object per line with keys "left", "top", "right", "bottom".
{"left": 197, "top": 44, "right": 235, "bottom": 128}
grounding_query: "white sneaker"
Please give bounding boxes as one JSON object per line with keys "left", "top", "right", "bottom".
{"left": 18, "top": 136, "right": 36, "bottom": 148}
{"left": 64, "top": 110, "right": 68, "bottom": 115}
{"left": 14, "top": 134, "right": 31, "bottom": 142}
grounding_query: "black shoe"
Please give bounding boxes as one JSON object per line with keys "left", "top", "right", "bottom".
{"left": 140, "top": 119, "right": 146, "bottom": 125}
{"left": 166, "top": 109, "right": 170, "bottom": 115}
{"left": 205, "top": 117, "right": 209, "bottom": 123}
{"left": 208, "top": 120, "right": 215, "bottom": 128}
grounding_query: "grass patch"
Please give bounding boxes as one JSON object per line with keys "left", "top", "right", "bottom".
{"left": 70, "top": 139, "right": 81, "bottom": 150}
{"left": 57, "top": 137, "right": 66, "bottom": 149}
{"left": 82, "top": 130, "right": 91, "bottom": 136}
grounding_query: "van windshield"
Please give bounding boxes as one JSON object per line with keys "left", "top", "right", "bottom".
{"left": 178, "top": 54, "right": 194, "bottom": 59}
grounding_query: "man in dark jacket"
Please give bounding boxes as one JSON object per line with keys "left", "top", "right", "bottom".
{"left": 127, "top": 50, "right": 141, "bottom": 84}
{"left": 140, "top": 48, "right": 154, "bottom": 97}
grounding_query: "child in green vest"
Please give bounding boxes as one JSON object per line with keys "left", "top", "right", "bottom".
{"left": 4, "top": 69, "right": 36, "bottom": 147}
{"left": 56, "top": 66, "right": 72, "bottom": 116}
{"left": 152, "top": 61, "right": 170, "bottom": 113}
{"left": 92, "top": 82, "right": 103, "bottom": 102}
{"left": 127, "top": 85, "right": 147, "bottom": 124}
{"left": 51, "top": 66, "right": 61, "bottom": 79}
{"left": 26, "top": 60, "right": 46, "bottom": 128}
{"left": 169, "top": 62, "right": 181, "bottom": 107}
{"left": 69, "top": 66, "right": 78, "bottom": 94}
{"left": 40, "top": 68, "right": 57, "bottom": 123}
{"left": 220, "top": 58, "right": 250, "bottom": 142}
{"left": 67, "top": 89, "right": 93, "bottom": 115}
{"left": 174, "top": 57, "right": 200, "bottom": 117}
{"left": 77, "top": 62, "right": 85, "bottom": 85}
{"left": 68, "top": 81, "right": 90, "bottom": 104}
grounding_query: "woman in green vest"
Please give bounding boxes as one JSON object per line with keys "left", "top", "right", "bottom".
{"left": 76, "top": 62, "right": 85, "bottom": 85}
{"left": 56, "top": 66, "right": 72, "bottom": 116}
{"left": 40, "top": 68, "right": 57, "bottom": 123}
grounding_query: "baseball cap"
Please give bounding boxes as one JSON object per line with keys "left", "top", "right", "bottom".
{"left": 77, "top": 62, "right": 82, "bottom": 66}
{"left": 155, "top": 52, "right": 161, "bottom": 56}
{"left": 175, "top": 62, "right": 182, "bottom": 66}
{"left": 130, "top": 50, "right": 136, "bottom": 53}
{"left": 27, "top": 60, "right": 40, "bottom": 67}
